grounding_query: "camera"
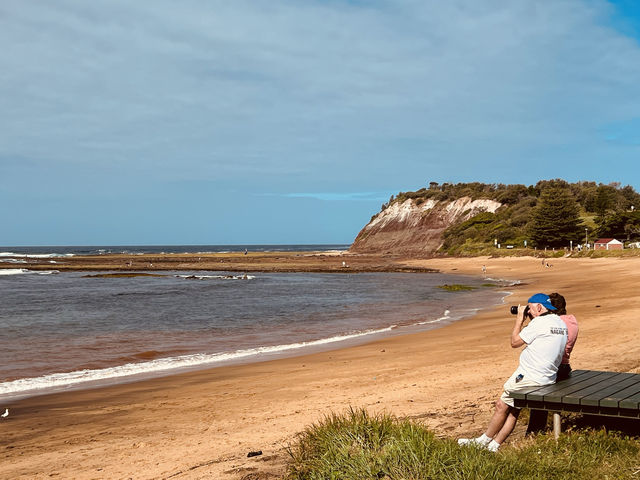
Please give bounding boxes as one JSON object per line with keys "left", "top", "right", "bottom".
{"left": 510, "top": 305, "right": 530, "bottom": 316}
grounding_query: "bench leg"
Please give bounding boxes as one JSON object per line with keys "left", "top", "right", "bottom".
{"left": 553, "top": 412, "right": 561, "bottom": 439}
{"left": 526, "top": 409, "right": 549, "bottom": 436}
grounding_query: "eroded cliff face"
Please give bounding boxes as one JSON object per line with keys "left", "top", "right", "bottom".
{"left": 350, "top": 197, "right": 502, "bottom": 255}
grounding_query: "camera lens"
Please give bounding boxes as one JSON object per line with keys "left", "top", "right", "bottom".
{"left": 510, "top": 306, "right": 518, "bottom": 315}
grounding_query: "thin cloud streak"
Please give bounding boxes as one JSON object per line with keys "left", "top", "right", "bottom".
{"left": 280, "top": 192, "right": 396, "bottom": 202}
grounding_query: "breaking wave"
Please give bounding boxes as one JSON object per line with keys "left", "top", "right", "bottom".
{"left": 0, "top": 252, "right": 75, "bottom": 258}
{"left": 174, "top": 274, "right": 256, "bottom": 280}
{"left": 0, "top": 269, "right": 59, "bottom": 276}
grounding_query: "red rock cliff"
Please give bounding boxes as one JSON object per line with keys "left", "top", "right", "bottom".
{"left": 350, "top": 197, "right": 502, "bottom": 255}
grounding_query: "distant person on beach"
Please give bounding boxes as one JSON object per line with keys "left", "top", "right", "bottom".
{"left": 458, "top": 293, "right": 568, "bottom": 451}
{"left": 482, "top": 265, "right": 487, "bottom": 275}
{"left": 526, "top": 292, "right": 579, "bottom": 434}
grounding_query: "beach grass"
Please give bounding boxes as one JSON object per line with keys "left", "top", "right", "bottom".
{"left": 438, "top": 284, "right": 477, "bottom": 291}
{"left": 286, "top": 408, "right": 640, "bottom": 480}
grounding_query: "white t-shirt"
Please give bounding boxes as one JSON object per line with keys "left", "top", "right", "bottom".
{"left": 518, "top": 313, "right": 568, "bottom": 385}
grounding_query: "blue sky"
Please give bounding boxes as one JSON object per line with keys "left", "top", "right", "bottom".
{"left": 2, "top": 0, "right": 640, "bottom": 246}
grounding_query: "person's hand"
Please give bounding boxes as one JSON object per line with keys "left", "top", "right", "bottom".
{"left": 515, "top": 304, "right": 527, "bottom": 323}
{"left": 511, "top": 305, "right": 527, "bottom": 347}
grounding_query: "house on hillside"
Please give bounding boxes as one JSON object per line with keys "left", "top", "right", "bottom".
{"left": 594, "top": 238, "right": 624, "bottom": 250}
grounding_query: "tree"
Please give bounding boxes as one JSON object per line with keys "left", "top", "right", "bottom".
{"left": 594, "top": 185, "right": 616, "bottom": 217}
{"left": 596, "top": 210, "right": 640, "bottom": 240}
{"left": 528, "top": 185, "right": 584, "bottom": 248}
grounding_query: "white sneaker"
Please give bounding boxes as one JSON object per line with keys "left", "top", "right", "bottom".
{"left": 486, "top": 440, "right": 500, "bottom": 452}
{"left": 457, "top": 437, "right": 485, "bottom": 447}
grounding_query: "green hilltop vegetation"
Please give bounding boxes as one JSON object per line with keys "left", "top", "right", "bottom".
{"left": 381, "top": 180, "right": 640, "bottom": 254}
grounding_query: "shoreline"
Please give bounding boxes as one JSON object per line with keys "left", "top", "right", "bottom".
{"left": 1, "top": 267, "right": 511, "bottom": 403}
{"left": 3, "top": 256, "right": 640, "bottom": 479}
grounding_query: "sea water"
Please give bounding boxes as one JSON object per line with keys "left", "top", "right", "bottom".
{"left": 0, "top": 244, "right": 351, "bottom": 257}
{"left": 0, "top": 246, "right": 510, "bottom": 401}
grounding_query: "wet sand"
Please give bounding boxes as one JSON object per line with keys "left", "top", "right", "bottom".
{"left": 2, "top": 255, "right": 639, "bottom": 479}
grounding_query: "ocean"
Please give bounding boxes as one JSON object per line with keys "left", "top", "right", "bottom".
{"left": 0, "top": 244, "right": 351, "bottom": 257}
{"left": 0, "top": 245, "right": 510, "bottom": 402}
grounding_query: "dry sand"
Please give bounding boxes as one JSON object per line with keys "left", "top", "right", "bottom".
{"left": 2, "top": 255, "right": 639, "bottom": 479}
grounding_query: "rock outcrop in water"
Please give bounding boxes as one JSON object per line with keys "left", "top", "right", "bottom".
{"left": 350, "top": 197, "right": 502, "bottom": 255}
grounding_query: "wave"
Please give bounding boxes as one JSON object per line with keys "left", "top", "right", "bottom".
{"left": 0, "top": 269, "right": 29, "bottom": 275}
{"left": 0, "top": 325, "right": 396, "bottom": 398}
{"left": 0, "top": 269, "right": 59, "bottom": 276}
{"left": 415, "top": 309, "right": 451, "bottom": 325}
{"left": 0, "top": 252, "right": 75, "bottom": 258}
{"left": 174, "top": 274, "right": 255, "bottom": 280}
{"left": 0, "top": 258, "right": 27, "bottom": 263}
{"left": 484, "top": 277, "right": 521, "bottom": 287}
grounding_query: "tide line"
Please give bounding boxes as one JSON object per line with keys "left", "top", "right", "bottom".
{"left": 0, "top": 325, "right": 397, "bottom": 398}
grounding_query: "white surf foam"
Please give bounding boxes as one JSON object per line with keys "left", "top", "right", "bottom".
{"left": 174, "top": 274, "right": 255, "bottom": 280}
{"left": 0, "top": 269, "right": 29, "bottom": 275}
{"left": 415, "top": 309, "right": 451, "bottom": 325}
{"left": 484, "top": 277, "right": 521, "bottom": 287}
{"left": 0, "top": 269, "right": 59, "bottom": 276}
{"left": 0, "top": 325, "right": 396, "bottom": 398}
{"left": 0, "top": 252, "right": 74, "bottom": 258}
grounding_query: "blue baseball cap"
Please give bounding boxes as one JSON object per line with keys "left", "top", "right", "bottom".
{"left": 527, "top": 293, "right": 557, "bottom": 311}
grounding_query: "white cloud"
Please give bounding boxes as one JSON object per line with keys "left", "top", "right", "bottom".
{"left": 1, "top": 0, "right": 640, "bottom": 190}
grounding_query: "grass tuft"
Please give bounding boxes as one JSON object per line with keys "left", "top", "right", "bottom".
{"left": 437, "top": 284, "right": 477, "bottom": 291}
{"left": 286, "top": 408, "right": 640, "bottom": 480}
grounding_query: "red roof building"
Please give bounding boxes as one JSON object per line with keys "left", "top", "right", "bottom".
{"left": 594, "top": 238, "right": 623, "bottom": 250}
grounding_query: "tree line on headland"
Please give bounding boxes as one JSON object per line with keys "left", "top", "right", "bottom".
{"left": 382, "top": 180, "right": 640, "bottom": 253}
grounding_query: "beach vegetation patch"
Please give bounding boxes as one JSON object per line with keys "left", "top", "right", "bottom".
{"left": 286, "top": 409, "right": 640, "bottom": 480}
{"left": 438, "top": 284, "right": 476, "bottom": 291}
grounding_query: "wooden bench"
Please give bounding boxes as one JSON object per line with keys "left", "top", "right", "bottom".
{"left": 511, "top": 369, "right": 640, "bottom": 438}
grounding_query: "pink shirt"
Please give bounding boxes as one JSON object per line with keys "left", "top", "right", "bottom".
{"left": 560, "top": 314, "right": 578, "bottom": 364}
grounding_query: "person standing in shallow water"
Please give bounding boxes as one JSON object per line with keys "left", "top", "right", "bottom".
{"left": 526, "top": 292, "right": 579, "bottom": 434}
{"left": 457, "top": 293, "right": 568, "bottom": 452}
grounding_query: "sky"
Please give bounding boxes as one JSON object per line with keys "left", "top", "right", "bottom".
{"left": 1, "top": 0, "right": 640, "bottom": 246}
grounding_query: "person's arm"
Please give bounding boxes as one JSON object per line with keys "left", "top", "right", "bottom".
{"left": 510, "top": 305, "right": 527, "bottom": 348}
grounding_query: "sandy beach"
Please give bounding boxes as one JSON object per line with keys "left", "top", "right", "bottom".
{"left": 2, "top": 255, "right": 639, "bottom": 479}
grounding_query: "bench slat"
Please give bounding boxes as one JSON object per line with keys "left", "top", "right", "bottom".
{"left": 511, "top": 370, "right": 602, "bottom": 402}
{"left": 619, "top": 392, "right": 640, "bottom": 410}
{"left": 568, "top": 369, "right": 595, "bottom": 378}
{"left": 563, "top": 373, "right": 636, "bottom": 406}
{"left": 543, "top": 372, "right": 617, "bottom": 403}
{"left": 590, "top": 377, "right": 640, "bottom": 408}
